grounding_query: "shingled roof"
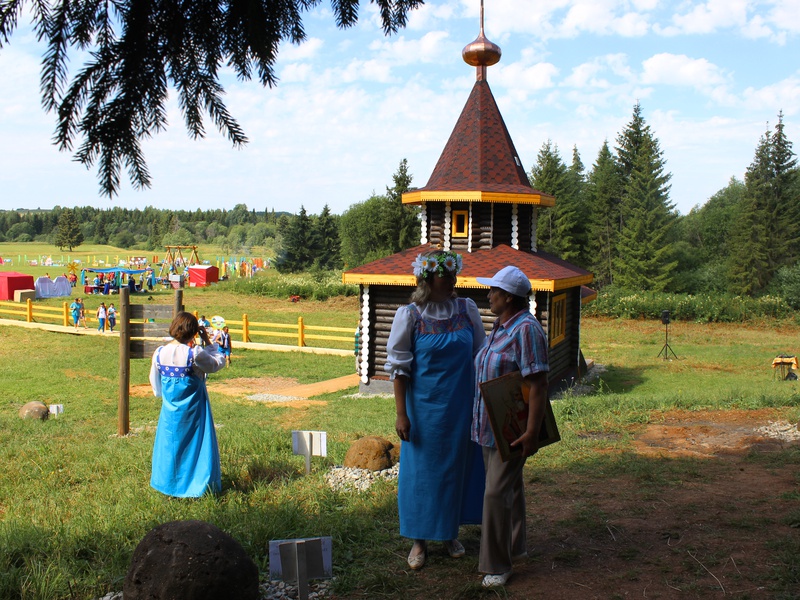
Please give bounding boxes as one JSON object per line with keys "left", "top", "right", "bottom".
{"left": 343, "top": 244, "right": 593, "bottom": 292}
{"left": 402, "top": 80, "right": 554, "bottom": 206}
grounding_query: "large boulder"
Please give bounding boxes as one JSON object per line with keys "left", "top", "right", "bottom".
{"left": 19, "top": 401, "right": 49, "bottom": 420}
{"left": 344, "top": 436, "right": 395, "bottom": 471}
{"left": 124, "top": 520, "right": 259, "bottom": 600}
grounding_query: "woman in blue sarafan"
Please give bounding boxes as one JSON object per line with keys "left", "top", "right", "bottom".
{"left": 385, "top": 249, "right": 487, "bottom": 570}
{"left": 149, "top": 312, "right": 226, "bottom": 497}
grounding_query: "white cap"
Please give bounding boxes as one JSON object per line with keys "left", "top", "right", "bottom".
{"left": 476, "top": 266, "right": 532, "bottom": 297}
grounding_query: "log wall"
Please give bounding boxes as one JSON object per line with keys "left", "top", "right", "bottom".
{"left": 471, "top": 203, "right": 493, "bottom": 251}
{"left": 426, "top": 204, "right": 446, "bottom": 247}
{"left": 492, "top": 204, "right": 513, "bottom": 247}
{"left": 517, "top": 204, "right": 534, "bottom": 251}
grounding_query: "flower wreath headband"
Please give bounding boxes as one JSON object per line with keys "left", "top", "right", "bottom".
{"left": 412, "top": 251, "right": 463, "bottom": 279}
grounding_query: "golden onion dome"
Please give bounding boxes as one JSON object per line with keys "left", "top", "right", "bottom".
{"left": 462, "top": 31, "right": 502, "bottom": 67}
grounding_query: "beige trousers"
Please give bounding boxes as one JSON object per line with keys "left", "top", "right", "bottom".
{"left": 479, "top": 446, "right": 527, "bottom": 574}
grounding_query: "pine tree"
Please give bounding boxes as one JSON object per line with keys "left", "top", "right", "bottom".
{"left": 276, "top": 206, "right": 314, "bottom": 273}
{"left": 54, "top": 209, "right": 84, "bottom": 251}
{"left": 530, "top": 140, "right": 570, "bottom": 254}
{"left": 769, "top": 112, "right": 799, "bottom": 266}
{"left": 613, "top": 104, "right": 675, "bottom": 290}
{"left": 311, "top": 205, "right": 342, "bottom": 270}
{"left": 564, "top": 145, "right": 589, "bottom": 266}
{"left": 382, "top": 159, "right": 419, "bottom": 252}
{"left": 94, "top": 211, "right": 108, "bottom": 244}
{"left": 613, "top": 140, "right": 677, "bottom": 290}
{"left": 616, "top": 102, "right": 648, "bottom": 180}
{"left": 729, "top": 126, "right": 780, "bottom": 294}
{"left": 585, "top": 141, "right": 623, "bottom": 288}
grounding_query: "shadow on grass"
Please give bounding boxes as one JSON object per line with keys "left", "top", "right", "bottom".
{"left": 589, "top": 365, "right": 647, "bottom": 394}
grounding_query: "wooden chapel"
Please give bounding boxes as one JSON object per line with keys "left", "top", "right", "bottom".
{"left": 343, "top": 7, "right": 595, "bottom": 393}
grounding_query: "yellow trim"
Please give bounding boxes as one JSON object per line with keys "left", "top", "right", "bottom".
{"left": 460, "top": 277, "right": 554, "bottom": 292}
{"left": 403, "top": 190, "right": 555, "bottom": 207}
{"left": 452, "top": 210, "right": 469, "bottom": 237}
{"left": 549, "top": 293, "right": 566, "bottom": 348}
{"left": 343, "top": 273, "right": 593, "bottom": 290}
{"left": 552, "top": 274, "right": 594, "bottom": 290}
{"left": 581, "top": 290, "right": 598, "bottom": 305}
{"left": 342, "top": 273, "right": 418, "bottom": 286}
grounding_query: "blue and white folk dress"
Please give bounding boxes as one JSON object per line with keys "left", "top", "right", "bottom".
{"left": 149, "top": 342, "right": 226, "bottom": 497}
{"left": 385, "top": 297, "right": 487, "bottom": 540}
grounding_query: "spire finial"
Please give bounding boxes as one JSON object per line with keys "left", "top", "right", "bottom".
{"left": 462, "top": 0, "right": 501, "bottom": 81}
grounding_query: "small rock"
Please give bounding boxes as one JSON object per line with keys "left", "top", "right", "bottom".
{"left": 19, "top": 401, "right": 49, "bottom": 420}
{"left": 343, "top": 436, "right": 395, "bottom": 470}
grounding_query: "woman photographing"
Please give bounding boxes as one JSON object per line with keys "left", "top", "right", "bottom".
{"left": 149, "top": 312, "right": 226, "bottom": 497}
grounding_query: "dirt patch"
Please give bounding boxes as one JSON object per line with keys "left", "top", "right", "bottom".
{"left": 206, "top": 376, "right": 299, "bottom": 397}
{"left": 132, "top": 377, "right": 329, "bottom": 411}
{"left": 632, "top": 408, "right": 792, "bottom": 457}
{"left": 406, "top": 409, "right": 800, "bottom": 599}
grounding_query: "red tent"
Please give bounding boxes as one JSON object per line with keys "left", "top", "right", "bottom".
{"left": 0, "top": 272, "right": 36, "bottom": 300}
{"left": 188, "top": 265, "right": 219, "bottom": 287}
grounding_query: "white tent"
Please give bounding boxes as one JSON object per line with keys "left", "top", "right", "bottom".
{"left": 35, "top": 276, "right": 72, "bottom": 299}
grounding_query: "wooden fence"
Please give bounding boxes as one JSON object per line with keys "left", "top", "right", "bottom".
{"left": 0, "top": 300, "right": 356, "bottom": 350}
{"left": 192, "top": 312, "right": 355, "bottom": 349}
{"left": 0, "top": 299, "right": 70, "bottom": 327}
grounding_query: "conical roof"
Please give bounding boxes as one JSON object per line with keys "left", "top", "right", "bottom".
{"left": 403, "top": 80, "right": 553, "bottom": 204}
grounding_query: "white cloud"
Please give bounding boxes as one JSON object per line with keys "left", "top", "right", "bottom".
{"left": 279, "top": 37, "right": 324, "bottom": 61}
{"left": 768, "top": 0, "right": 800, "bottom": 33}
{"left": 641, "top": 53, "right": 728, "bottom": 88}
{"left": 369, "top": 31, "right": 454, "bottom": 65}
{"left": 740, "top": 13, "right": 780, "bottom": 41}
{"left": 279, "top": 62, "right": 314, "bottom": 83}
{"left": 662, "top": 0, "right": 749, "bottom": 35}
{"left": 564, "top": 61, "right": 611, "bottom": 89}
{"left": 563, "top": 54, "right": 633, "bottom": 89}
{"left": 406, "top": 1, "right": 459, "bottom": 30}
{"left": 742, "top": 76, "right": 800, "bottom": 115}
{"left": 339, "top": 58, "right": 394, "bottom": 83}
{"left": 560, "top": 1, "right": 651, "bottom": 37}
{"left": 656, "top": 0, "right": 800, "bottom": 41}
{"left": 494, "top": 61, "right": 560, "bottom": 93}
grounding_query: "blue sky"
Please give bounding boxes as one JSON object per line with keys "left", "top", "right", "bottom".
{"left": 1, "top": 0, "right": 798, "bottom": 217}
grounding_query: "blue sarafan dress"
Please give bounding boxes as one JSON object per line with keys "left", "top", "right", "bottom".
{"left": 386, "top": 297, "right": 486, "bottom": 541}
{"left": 149, "top": 342, "right": 226, "bottom": 498}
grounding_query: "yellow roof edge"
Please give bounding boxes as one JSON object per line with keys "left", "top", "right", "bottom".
{"left": 402, "top": 190, "right": 555, "bottom": 207}
{"left": 343, "top": 274, "right": 593, "bottom": 292}
{"left": 553, "top": 275, "right": 595, "bottom": 290}
{"left": 342, "top": 274, "right": 418, "bottom": 286}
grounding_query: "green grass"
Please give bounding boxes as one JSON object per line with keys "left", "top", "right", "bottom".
{"left": 1, "top": 315, "right": 799, "bottom": 598}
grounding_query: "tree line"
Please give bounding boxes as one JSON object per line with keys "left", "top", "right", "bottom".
{"left": 530, "top": 104, "right": 799, "bottom": 298}
{"left": 1, "top": 106, "right": 797, "bottom": 298}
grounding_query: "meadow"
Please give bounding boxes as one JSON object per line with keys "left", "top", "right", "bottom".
{"left": 1, "top": 309, "right": 799, "bottom": 599}
{"left": 1, "top": 242, "right": 799, "bottom": 598}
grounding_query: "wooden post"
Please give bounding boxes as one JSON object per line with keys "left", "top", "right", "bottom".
{"left": 26, "top": 298, "right": 33, "bottom": 322}
{"left": 62, "top": 302, "right": 69, "bottom": 327}
{"left": 118, "top": 287, "right": 131, "bottom": 436}
{"left": 298, "top": 317, "right": 305, "bottom": 347}
{"left": 174, "top": 289, "right": 183, "bottom": 317}
{"left": 242, "top": 314, "right": 249, "bottom": 342}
